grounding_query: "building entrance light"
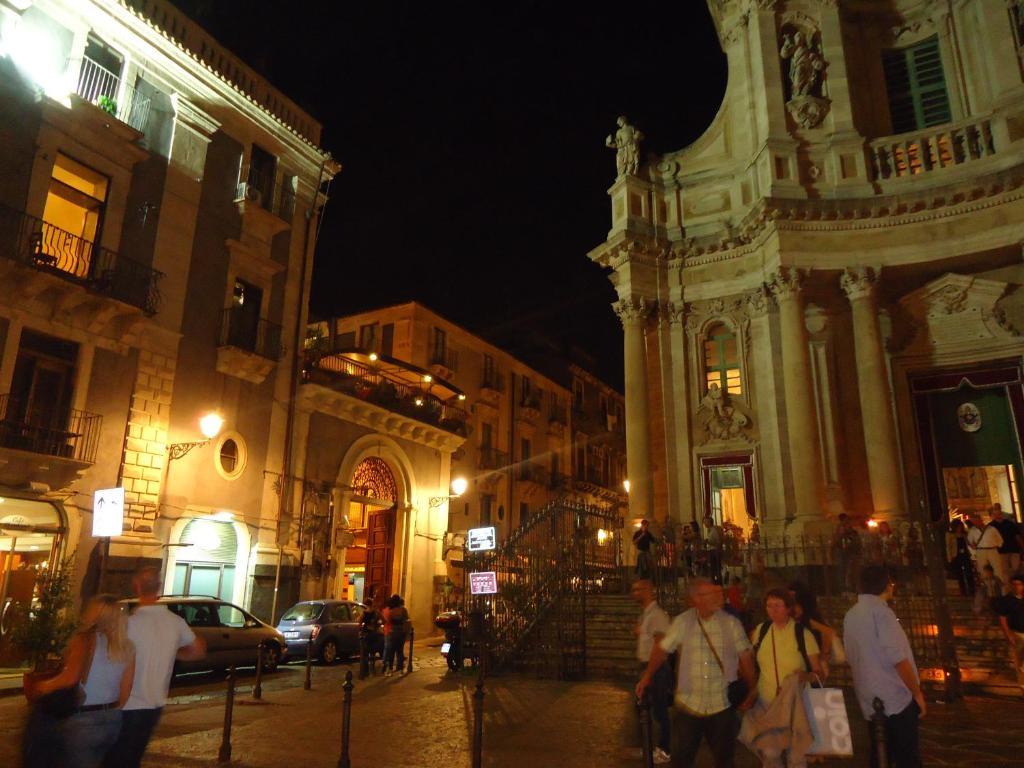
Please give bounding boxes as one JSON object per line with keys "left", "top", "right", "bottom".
{"left": 169, "top": 411, "right": 225, "bottom": 460}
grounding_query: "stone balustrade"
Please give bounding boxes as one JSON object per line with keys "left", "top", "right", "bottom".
{"left": 869, "top": 116, "right": 999, "bottom": 181}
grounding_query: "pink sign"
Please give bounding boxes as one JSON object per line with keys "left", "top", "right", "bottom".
{"left": 469, "top": 571, "right": 498, "bottom": 595}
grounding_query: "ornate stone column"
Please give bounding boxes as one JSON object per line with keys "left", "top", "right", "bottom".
{"left": 769, "top": 269, "right": 824, "bottom": 523}
{"left": 615, "top": 297, "right": 654, "bottom": 520}
{"left": 841, "top": 267, "right": 903, "bottom": 516}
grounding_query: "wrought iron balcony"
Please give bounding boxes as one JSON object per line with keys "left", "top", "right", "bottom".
{"left": 478, "top": 446, "right": 510, "bottom": 471}
{"left": 430, "top": 348, "right": 458, "bottom": 372}
{"left": 0, "top": 203, "right": 163, "bottom": 315}
{"left": 304, "top": 354, "right": 469, "bottom": 436}
{"left": 76, "top": 56, "right": 151, "bottom": 133}
{"left": 548, "top": 404, "right": 568, "bottom": 425}
{"left": 481, "top": 371, "right": 504, "bottom": 393}
{"left": 0, "top": 395, "right": 102, "bottom": 464}
{"left": 518, "top": 463, "right": 549, "bottom": 485}
{"left": 219, "top": 308, "right": 283, "bottom": 360}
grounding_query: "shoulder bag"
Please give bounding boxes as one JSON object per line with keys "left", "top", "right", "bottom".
{"left": 697, "top": 616, "right": 747, "bottom": 708}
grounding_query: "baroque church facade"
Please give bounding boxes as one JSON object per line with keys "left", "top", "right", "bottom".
{"left": 590, "top": 0, "right": 1024, "bottom": 538}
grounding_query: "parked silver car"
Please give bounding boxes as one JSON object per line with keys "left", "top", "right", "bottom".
{"left": 122, "top": 596, "right": 288, "bottom": 674}
{"left": 276, "top": 600, "right": 365, "bottom": 664}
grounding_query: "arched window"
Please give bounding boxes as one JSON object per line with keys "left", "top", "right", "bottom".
{"left": 703, "top": 323, "right": 741, "bottom": 396}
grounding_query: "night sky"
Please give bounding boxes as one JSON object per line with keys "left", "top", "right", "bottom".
{"left": 169, "top": 1, "right": 728, "bottom": 388}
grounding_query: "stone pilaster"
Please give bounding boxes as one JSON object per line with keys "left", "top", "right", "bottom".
{"left": 841, "top": 267, "right": 904, "bottom": 517}
{"left": 659, "top": 302, "right": 692, "bottom": 521}
{"left": 769, "top": 268, "right": 824, "bottom": 524}
{"left": 614, "top": 296, "right": 654, "bottom": 521}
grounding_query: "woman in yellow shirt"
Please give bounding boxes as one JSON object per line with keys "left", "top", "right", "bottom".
{"left": 752, "top": 588, "right": 823, "bottom": 705}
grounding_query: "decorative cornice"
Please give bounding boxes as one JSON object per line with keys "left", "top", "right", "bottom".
{"left": 170, "top": 93, "right": 220, "bottom": 137}
{"left": 840, "top": 266, "right": 879, "bottom": 302}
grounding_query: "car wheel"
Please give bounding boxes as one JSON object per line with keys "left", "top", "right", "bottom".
{"left": 321, "top": 639, "right": 338, "bottom": 665}
{"left": 261, "top": 643, "right": 281, "bottom": 673}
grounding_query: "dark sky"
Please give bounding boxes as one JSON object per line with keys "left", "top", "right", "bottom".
{"left": 169, "top": 1, "right": 728, "bottom": 388}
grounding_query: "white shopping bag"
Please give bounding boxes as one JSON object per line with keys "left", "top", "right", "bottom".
{"left": 803, "top": 686, "right": 854, "bottom": 757}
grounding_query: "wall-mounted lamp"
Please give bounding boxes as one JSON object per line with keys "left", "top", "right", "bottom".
{"left": 167, "top": 411, "right": 224, "bottom": 460}
{"left": 429, "top": 476, "right": 468, "bottom": 508}
{"left": 622, "top": 479, "right": 631, "bottom": 494}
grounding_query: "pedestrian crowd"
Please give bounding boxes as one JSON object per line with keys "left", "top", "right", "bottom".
{"left": 633, "top": 562, "right": 925, "bottom": 767}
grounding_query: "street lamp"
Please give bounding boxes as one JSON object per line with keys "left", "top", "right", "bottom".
{"left": 429, "top": 476, "right": 468, "bottom": 508}
{"left": 623, "top": 479, "right": 631, "bottom": 494}
{"left": 167, "top": 411, "right": 224, "bottom": 460}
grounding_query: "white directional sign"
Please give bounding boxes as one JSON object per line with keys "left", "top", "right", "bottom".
{"left": 467, "top": 526, "right": 496, "bottom": 552}
{"left": 93, "top": 487, "right": 125, "bottom": 537}
{"left": 469, "top": 571, "right": 498, "bottom": 595}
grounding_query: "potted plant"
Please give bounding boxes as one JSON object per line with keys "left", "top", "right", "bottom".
{"left": 94, "top": 95, "right": 117, "bottom": 116}
{"left": 10, "top": 557, "right": 77, "bottom": 693}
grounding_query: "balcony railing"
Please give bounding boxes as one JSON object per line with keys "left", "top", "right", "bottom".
{"left": 305, "top": 354, "right": 469, "bottom": 436}
{"left": 869, "top": 116, "right": 998, "bottom": 180}
{"left": 219, "top": 308, "right": 283, "bottom": 360}
{"left": 0, "top": 395, "right": 102, "bottom": 464}
{"left": 518, "top": 463, "right": 548, "bottom": 485}
{"left": 479, "top": 446, "right": 510, "bottom": 471}
{"left": 549, "top": 472, "right": 572, "bottom": 492}
{"left": 0, "top": 203, "right": 163, "bottom": 315}
{"left": 76, "top": 56, "right": 151, "bottom": 133}
{"left": 481, "top": 371, "right": 504, "bottom": 392}
{"left": 430, "top": 348, "right": 459, "bottom": 372}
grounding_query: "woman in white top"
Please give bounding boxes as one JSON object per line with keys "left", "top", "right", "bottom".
{"left": 33, "top": 594, "right": 136, "bottom": 768}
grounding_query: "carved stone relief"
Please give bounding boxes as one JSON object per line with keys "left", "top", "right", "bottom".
{"left": 779, "top": 20, "right": 830, "bottom": 129}
{"left": 698, "top": 383, "right": 753, "bottom": 443}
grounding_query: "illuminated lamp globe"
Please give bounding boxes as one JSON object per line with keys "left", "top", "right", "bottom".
{"left": 450, "top": 476, "right": 468, "bottom": 498}
{"left": 199, "top": 412, "right": 224, "bottom": 440}
{"left": 623, "top": 479, "right": 631, "bottom": 494}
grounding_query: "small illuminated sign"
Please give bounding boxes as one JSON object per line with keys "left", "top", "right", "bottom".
{"left": 469, "top": 571, "right": 498, "bottom": 595}
{"left": 93, "top": 487, "right": 124, "bottom": 538}
{"left": 467, "top": 526, "right": 496, "bottom": 552}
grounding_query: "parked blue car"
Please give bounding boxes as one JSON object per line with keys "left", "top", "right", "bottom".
{"left": 276, "top": 600, "right": 366, "bottom": 664}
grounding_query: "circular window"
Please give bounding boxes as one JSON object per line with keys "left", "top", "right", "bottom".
{"left": 214, "top": 431, "right": 247, "bottom": 480}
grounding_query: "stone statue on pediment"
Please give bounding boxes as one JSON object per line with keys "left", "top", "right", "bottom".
{"left": 605, "top": 116, "right": 644, "bottom": 178}
{"left": 698, "top": 383, "right": 751, "bottom": 442}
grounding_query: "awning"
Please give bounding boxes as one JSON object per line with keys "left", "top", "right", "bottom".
{"left": 330, "top": 349, "right": 465, "bottom": 402}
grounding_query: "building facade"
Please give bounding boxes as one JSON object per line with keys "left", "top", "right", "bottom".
{"left": 307, "top": 302, "right": 626, "bottom": 620}
{"left": 0, "top": 0, "right": 336, "bottom": 667}
{"left": 590, "top": 0, "right": 1024, "bottom": 539}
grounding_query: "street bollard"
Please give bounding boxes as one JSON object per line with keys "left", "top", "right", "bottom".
{"left": 406, "top": 626, "right": 414, "bottom": 675}
{"left": 337, "top": 670, "right": 354, "bottom": 768}
{"left": 253, "top": 644, "right": 264, "bottom": 700}
{"left": 305, "top": 638, "right": 313, "bottom": 690}
{"left": 471, "top": 664, "right": 485, "bottom": 768}
{"left": 637, "top": 692, "right": 655, "bottom": 768}
{"left": 358, "top": 635, "right": 369, "bottom": 680}
{"left": 218, "top": 666, "right": 236, "bottom": 764}
{"left": 871, "top": 697, "right": 889, "bottom": 768}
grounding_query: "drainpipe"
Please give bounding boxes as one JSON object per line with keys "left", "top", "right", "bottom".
{"left": 270, "top": 155, "right": 334, "bottom": 623}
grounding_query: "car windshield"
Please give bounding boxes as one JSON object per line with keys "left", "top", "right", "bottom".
{"left": 281, "top": 602, "right": 323, "bottom": 622}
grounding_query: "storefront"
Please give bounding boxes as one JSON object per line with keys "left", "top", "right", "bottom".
{"left": 0, "top": 496, "right": 66, "bottom": 670}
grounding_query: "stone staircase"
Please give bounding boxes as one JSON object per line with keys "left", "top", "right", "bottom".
{"left": 947, "top": 592, "right": 1020, "bottom": 697}
{"left": 584, "top": 593, "right": 684, "bottom": 680}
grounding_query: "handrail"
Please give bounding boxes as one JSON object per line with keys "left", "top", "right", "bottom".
{"left": 220, "top": 307, "right": 283, "bottom": 360}
{"left": 76, "top": 56, "right": 152, "bottom": 132}
{"left": 0, "top": 202, "right": 163, "bottom": 315}
{"left": 869, "top": 115, "right": 998, "bottom": 180}
{"left": 0, "top": 394, "right": 102, "bottom": 464}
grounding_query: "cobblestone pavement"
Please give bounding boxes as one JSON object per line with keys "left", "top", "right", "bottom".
{"left": 1, "top": 655, "right": 1021, "bottom": 767}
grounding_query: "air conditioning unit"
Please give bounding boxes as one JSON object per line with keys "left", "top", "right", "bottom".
{"left": 235, "top": 182, "right": 262, "bottom": 206}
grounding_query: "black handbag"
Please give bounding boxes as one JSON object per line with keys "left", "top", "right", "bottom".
{"left": 33, "top": 631, "right": 96, "bottom": 720}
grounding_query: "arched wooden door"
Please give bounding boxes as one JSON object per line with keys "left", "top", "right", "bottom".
{"left": 352, "top": 457, "right": 399, "bottom": 602}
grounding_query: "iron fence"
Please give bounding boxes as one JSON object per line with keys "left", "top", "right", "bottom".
{"left": 0, "top": 203, "right": 163, "bottom": 315}
{"left": 0, "top": 394, "right": 102, "bottom": 464}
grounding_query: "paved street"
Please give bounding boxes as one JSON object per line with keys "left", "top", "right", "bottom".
{"left": 2, "top": 649, "right": 1023, "bottom": 767}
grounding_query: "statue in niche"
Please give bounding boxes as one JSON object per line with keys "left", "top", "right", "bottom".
{"left": 605, "top": 116, "right": 644, "bottom": 177}
{"left": 698, "top": 383, "right": 751, "bottom": 442}
{"left": 780, "top": 30, "right": 826, "bottom": 98}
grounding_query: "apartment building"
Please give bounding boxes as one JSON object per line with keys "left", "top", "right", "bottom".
{"left": 0, "top": 0, "right": 337, "bottom": 669}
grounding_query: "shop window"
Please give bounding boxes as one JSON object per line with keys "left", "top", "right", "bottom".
{"left": 703, "top": 323, "right": 742, "bottom": 396}
{"left": 41, "top": 154, "right": 109, "bottom": 279}
{"left": 882, "top": 36, "right": 952, "bottom": 134}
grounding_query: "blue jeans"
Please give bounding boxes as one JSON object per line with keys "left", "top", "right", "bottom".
{"left": 102, "top": 707, "right": 163, "bottom": 768}
{"left": 384, "top": 632, "right": 406, "bottom": 671}
{"left": 60, "top": 708, "right": 122, "bottom": 768}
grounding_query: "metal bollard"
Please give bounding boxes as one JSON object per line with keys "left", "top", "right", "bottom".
{"left": 305, "top": 638, "right": 313, "bottom": 690}
{"left": 358, "top": 635, "right": 369, "bottom": 680}
{"left": 471, "top": 664, "right": 485, "bottom": 768}
{"left": 253, "top": 644, "right": 264, "bottom": 700}
{"left": 871, "top": 697, "right": 889, "bottom": 768}
{"left": 337, "top": 670, "right": 354, "bottom": 768}
{"left": 218, "top": 666, "right": 236, "bottom": 764}
{"left": 637, "top": 691, "right": 655, "bottom": 768}
{"left": 406, "top": 626, "right": 414, "bottom": 675}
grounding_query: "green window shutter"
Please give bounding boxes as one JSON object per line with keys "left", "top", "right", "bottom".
{"left": 883, "top": 35, "right": 952, "bottom": 133}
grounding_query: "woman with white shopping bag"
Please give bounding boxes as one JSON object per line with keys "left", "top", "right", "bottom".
{"left": 738, "top": 588, "right": 824, "bottom": 768}
{"left": 788, "top": 582, "right": 845, "bottom": 677}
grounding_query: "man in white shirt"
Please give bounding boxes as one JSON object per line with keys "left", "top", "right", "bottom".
{"left": 638, "top": 578, "right": 756, "bottom": 768}
{"left": 974, "top": 513, "right": 1007, "bottom": 592}
{"left": 104, "top": 566, "right": 206, "bottom": 768}
{"left": 631, "top": 578, "right": 671, "bottom": 764}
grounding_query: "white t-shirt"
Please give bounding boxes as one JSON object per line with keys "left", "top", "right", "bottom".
{"left": 636, "top": 601, "right": 670, "bottom": 662}
{"left": 125, "top": 604, "right": 197, "bottom": 710}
